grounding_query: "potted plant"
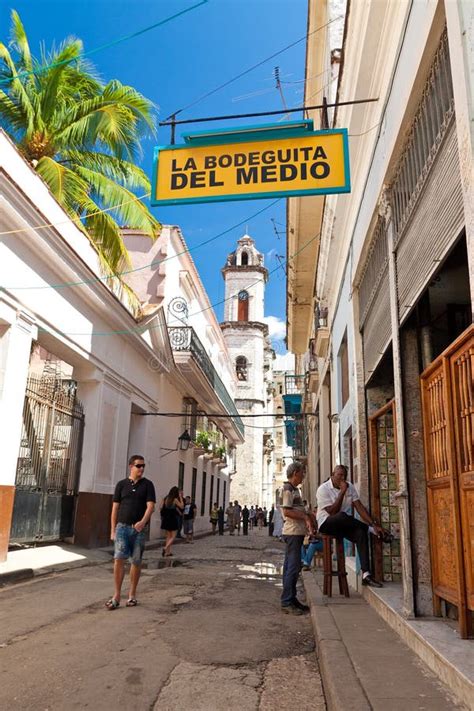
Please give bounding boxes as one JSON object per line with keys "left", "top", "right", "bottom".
{"left": 194, "top": 430, "right": 211, "bottom": 453}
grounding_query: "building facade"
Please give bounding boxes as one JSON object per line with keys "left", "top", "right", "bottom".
{"left": 286, "top": 0, "right": 473, "bottom": 689}
{"left": 0, "top": 129, "right": 243, "bottom": 560}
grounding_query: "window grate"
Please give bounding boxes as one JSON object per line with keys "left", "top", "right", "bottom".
{"left": 391, "top": 30, "right": 454, "bottom": 245}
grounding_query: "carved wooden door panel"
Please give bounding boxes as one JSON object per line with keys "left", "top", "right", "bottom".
{"left": 450, "top": 329, "right": 474, "bottom": 619}
{"left": 420, "top": 324, "right": 473, "bottom": 638}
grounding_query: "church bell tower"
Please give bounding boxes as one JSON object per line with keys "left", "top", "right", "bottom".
{"left": 220, "top": 234, "right": 269, "bottom": 505}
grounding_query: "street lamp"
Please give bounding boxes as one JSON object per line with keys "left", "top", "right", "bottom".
{"left": 160, "top": 429, "right": 192, "bottom": 457}
{"left": 178, "top": 429, "right": 192, "bottom": 451}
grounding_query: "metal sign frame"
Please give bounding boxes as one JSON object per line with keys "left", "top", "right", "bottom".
{"left": 151, "top": 123, "right": 350, "bottom": 207}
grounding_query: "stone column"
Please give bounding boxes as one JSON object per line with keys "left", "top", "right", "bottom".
{"left": 400, "top": 321, "right": 434, "bottom": 615}
{"left": 445, "top": 0, "right": 474, "bottom": 308}
{"left": 380, "top": 189, "right": 415, "bottom": 618}
{"left": 0, "top": 301, "right": 36, "bottom": 561}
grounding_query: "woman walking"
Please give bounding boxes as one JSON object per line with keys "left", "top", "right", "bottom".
{"left": 160, "top": 487, "right": 184, "bottom": 557}
{"left": 210, "top": 502, "right": 219, "bottom": 534}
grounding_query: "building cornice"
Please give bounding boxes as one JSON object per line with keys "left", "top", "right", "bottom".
{"left": 221, "top": 265, "right": 269, "bottom": 282}
{"left": 220, "top": 321, "right": 269, "bottom": 335}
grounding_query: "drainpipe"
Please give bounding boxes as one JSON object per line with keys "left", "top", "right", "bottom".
{"left": 379, "top": 187, "right": 415, "bottom": 618}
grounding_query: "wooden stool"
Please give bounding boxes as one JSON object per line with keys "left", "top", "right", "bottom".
{"left": 322, "top": 535, "right": 350, "bottom": 597}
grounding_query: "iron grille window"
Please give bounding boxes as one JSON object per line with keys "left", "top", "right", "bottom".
{"left": 201, "top": 471, "right": 207, "bottom": 516}
{"left": 209, "top": 474, "right": 214, "bottom": 514}
{"left": 191, "top": 467, "right": 197, "bottom": 503}
{"left": 182, "top": 398, "right": 197, "bottom": 441}
{"left": 216, "top": 477, "right": 221, "bottom": 506}
{"left": 391, "top": 30, "right": 454, "bottom": 243}
{"left": 178, "top": 461, "right": 185, "bottom": 491}
{"left": 358, "top": 218, "right": 388, "bottom": 328}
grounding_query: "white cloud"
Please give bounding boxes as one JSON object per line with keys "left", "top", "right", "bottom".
{"left": 273, "top": 352, "right": 295, "bottom": 371}
{"left": 264, "top": 315, "right": 286, "bottom": 340}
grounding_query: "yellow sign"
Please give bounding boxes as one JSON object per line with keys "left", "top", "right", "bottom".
{"left": 151, "top": 128, "right": 350, "bottom": 206}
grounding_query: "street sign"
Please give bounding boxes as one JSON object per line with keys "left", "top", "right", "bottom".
{"left": 151, "top": 124, "right": 350, "bottom": 206}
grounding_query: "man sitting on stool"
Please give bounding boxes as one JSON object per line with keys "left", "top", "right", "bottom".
{"left": 317, "top": 464, "right": 389, "bottom": 588}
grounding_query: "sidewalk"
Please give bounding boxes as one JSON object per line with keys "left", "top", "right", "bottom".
{"left": 303, "top": 570, "right": 473, "bottom": 711}
{"left": 0, "top": 530, "right": 212, "bottom": 585}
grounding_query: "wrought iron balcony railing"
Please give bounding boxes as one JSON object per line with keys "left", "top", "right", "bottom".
{"left": 284, "top": 374, "right": 305, "bottom": 395}
{"left": 168, "top": 326, "right": 244, "bottom": 437}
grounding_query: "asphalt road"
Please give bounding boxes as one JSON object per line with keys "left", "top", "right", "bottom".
{"left": 0, "top": 530, "right": 325, "bottom": 710}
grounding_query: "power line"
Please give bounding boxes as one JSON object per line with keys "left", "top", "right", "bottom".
{"left": 2, "top": 199, "right": 281, "bottom": 290}
{"left": 38, "top": 222, "right": 320, "bottom": 336}
{"left": 0, "top": 1, "right": 208, "bottom": 87}
{"left": 164, "top": 15, "right": 344, "bottom": 120}
{"left": 159, "top": 98, "right": 378, "bottom": 128}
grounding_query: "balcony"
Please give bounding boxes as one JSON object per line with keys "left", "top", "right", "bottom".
{"left": 284, "top": 374, "right": 305, "bottom": 394}
{"left": 168, "top": 326, "right": 244, "bottom": 441}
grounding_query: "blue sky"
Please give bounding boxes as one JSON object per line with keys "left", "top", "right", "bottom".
{"left": 1, "top": 0, "right": 308, "bottom": 347}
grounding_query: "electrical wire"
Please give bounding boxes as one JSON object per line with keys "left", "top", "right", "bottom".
{"left": 164, "top": 15, "right": 344, "bottom": 120}
{"left": 2, "top": 199, "right": 281, "bottom": 290}
{"left": 0, "top": 192, "right": 151, "bottom": 236}
{"left": 0, "top": 1, "right": 208, "bottom": 87}
{"left": 37, "top": 223, "right": 320, "bottom": 336}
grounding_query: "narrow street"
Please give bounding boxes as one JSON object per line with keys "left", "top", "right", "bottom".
{"left": 0, "top": 532, "right": 325, "bottom": 711}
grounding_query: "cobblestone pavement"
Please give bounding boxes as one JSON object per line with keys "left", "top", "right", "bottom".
{"left": 0, "top": 529, "right": 326, "bottom": 710}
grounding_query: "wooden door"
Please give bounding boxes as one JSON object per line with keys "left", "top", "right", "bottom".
{"left": 420, "top": 324, "right": 473, "bottom": 638}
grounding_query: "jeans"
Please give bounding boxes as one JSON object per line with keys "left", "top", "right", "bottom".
{"left": 301, "top": 539, "right": 324, "bottom": 567}
{"left": 319, "top": 512, "right": 370, "bottom": 572}
{"left": 281, "top": 535, "right": 304, "bottom": 606}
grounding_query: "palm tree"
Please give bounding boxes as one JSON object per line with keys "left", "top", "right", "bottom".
{"left": 0, "top": 10, "right": 160, "bottom": 290}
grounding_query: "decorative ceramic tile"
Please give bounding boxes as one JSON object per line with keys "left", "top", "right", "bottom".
{"left": 380, "top": 475, "right": 388, "bottom": 489}
{"left": 380, "top": 490, "right": 389, "bottom": 506}
{"left": 389, "top": 538, "right": 400, "bottom": 555}
{"left": 392, "top": 557, "right": 402, "bottom": 573}
{"left": 386, "top": 442, "right": 395, "bottom": 458}
{"left": 392, "top": 573, "right": 402, "bottom": 582}
{"left": 381, "top": 506, "right": 390, "bottom": 522}
{"left": 390, "top": 523, "right": 400, "bottom": 537}
{"left": 388, "top": 474, "right": 397, "bottom": 489}
{"left": 386, "top": 428, "right": 394, "bottom": 442}
{"left": 383, "top": 556, "right": 392, "bottom": 573}
{"left": 390, "top": 507, "right": 399, "bottom": 523}
{"left": 378, "top": 443, "right": 387, "bottom": 457}
{"left": 385, "top": 573, "right": 393, "bottom": 582}
{"left": 387, "top": 459, "right": 397, "bottom": 478}
{"left": 389, "top": 491, "right": 398, "bottom": 506}
{"left": 379, "top": 459, "right": 388, "bottom": 474}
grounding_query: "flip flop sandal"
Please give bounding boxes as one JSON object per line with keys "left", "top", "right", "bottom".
{"left": 105, "top": 598, "right": 120, "bottom": 610}
{"left": 126, "top": 598, "right": 138, "bottom": 607}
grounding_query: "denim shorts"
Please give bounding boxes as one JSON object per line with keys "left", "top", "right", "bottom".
{"left": 183, "top": 519, "right": 194, "bottom": 535}
{"left": 114, "top": 523, "right": 145, "bottom": 565}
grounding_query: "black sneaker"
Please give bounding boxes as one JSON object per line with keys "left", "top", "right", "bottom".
{"left": 281, "top": 604, "right": 304, "bottom": 615}
{"left": 292, "top": 599, "right": 310, "bottom": 612}
{"left": 362, "top": 575, "right": 383, "bottom": 588}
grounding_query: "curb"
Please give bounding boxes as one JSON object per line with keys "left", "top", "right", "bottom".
{"left": 302, "top": 571, "right": 370, "bottom": 711}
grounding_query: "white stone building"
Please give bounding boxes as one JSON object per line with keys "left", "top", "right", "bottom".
{"left": 0, "top": 129, "right": 243, "bottom": 560}
{"left": 220, "top": 235, "right": 274, "bottom": 506}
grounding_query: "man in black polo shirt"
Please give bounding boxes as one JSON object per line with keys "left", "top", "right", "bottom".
{"left": 105, "top": 454, "right": 156, "bottom": 610}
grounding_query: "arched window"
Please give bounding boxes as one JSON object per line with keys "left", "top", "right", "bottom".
{"left": 241, "top": 251, "right": 249, "bottom": 266}
{"left": 237, "top": 290, "right": 249, "bottom": 321}
{"left": 236, "top": 356, "right": 248, "bottom": 381}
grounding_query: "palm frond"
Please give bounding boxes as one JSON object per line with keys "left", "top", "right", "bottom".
{"left": 39, "top": 40, "right": 83, "bottom": 123}
{"left": 9, "top": 10, "right": 35, "bottom": 87}
{"left": 35, "top": 155, "right": 89, "bottom": 212}
{"left": 0, "top": 40, "right": 34, "bottom": 130}
{"left": 75, "top": 165, "right": 160, "bottom": 237}
{"left": 62, "top": 150, "right": 150, "bottom": 190}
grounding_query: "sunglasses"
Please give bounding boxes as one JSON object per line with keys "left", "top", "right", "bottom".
{"left": 134, "top": 463, "right": 145, "bottom": 469}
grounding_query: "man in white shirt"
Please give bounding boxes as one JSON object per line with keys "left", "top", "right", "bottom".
{"left": 280, "top": 461, "right": 316, "bottom": 614}
{"left": 317, "top": 464, "right": 387, "bottom": 588}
